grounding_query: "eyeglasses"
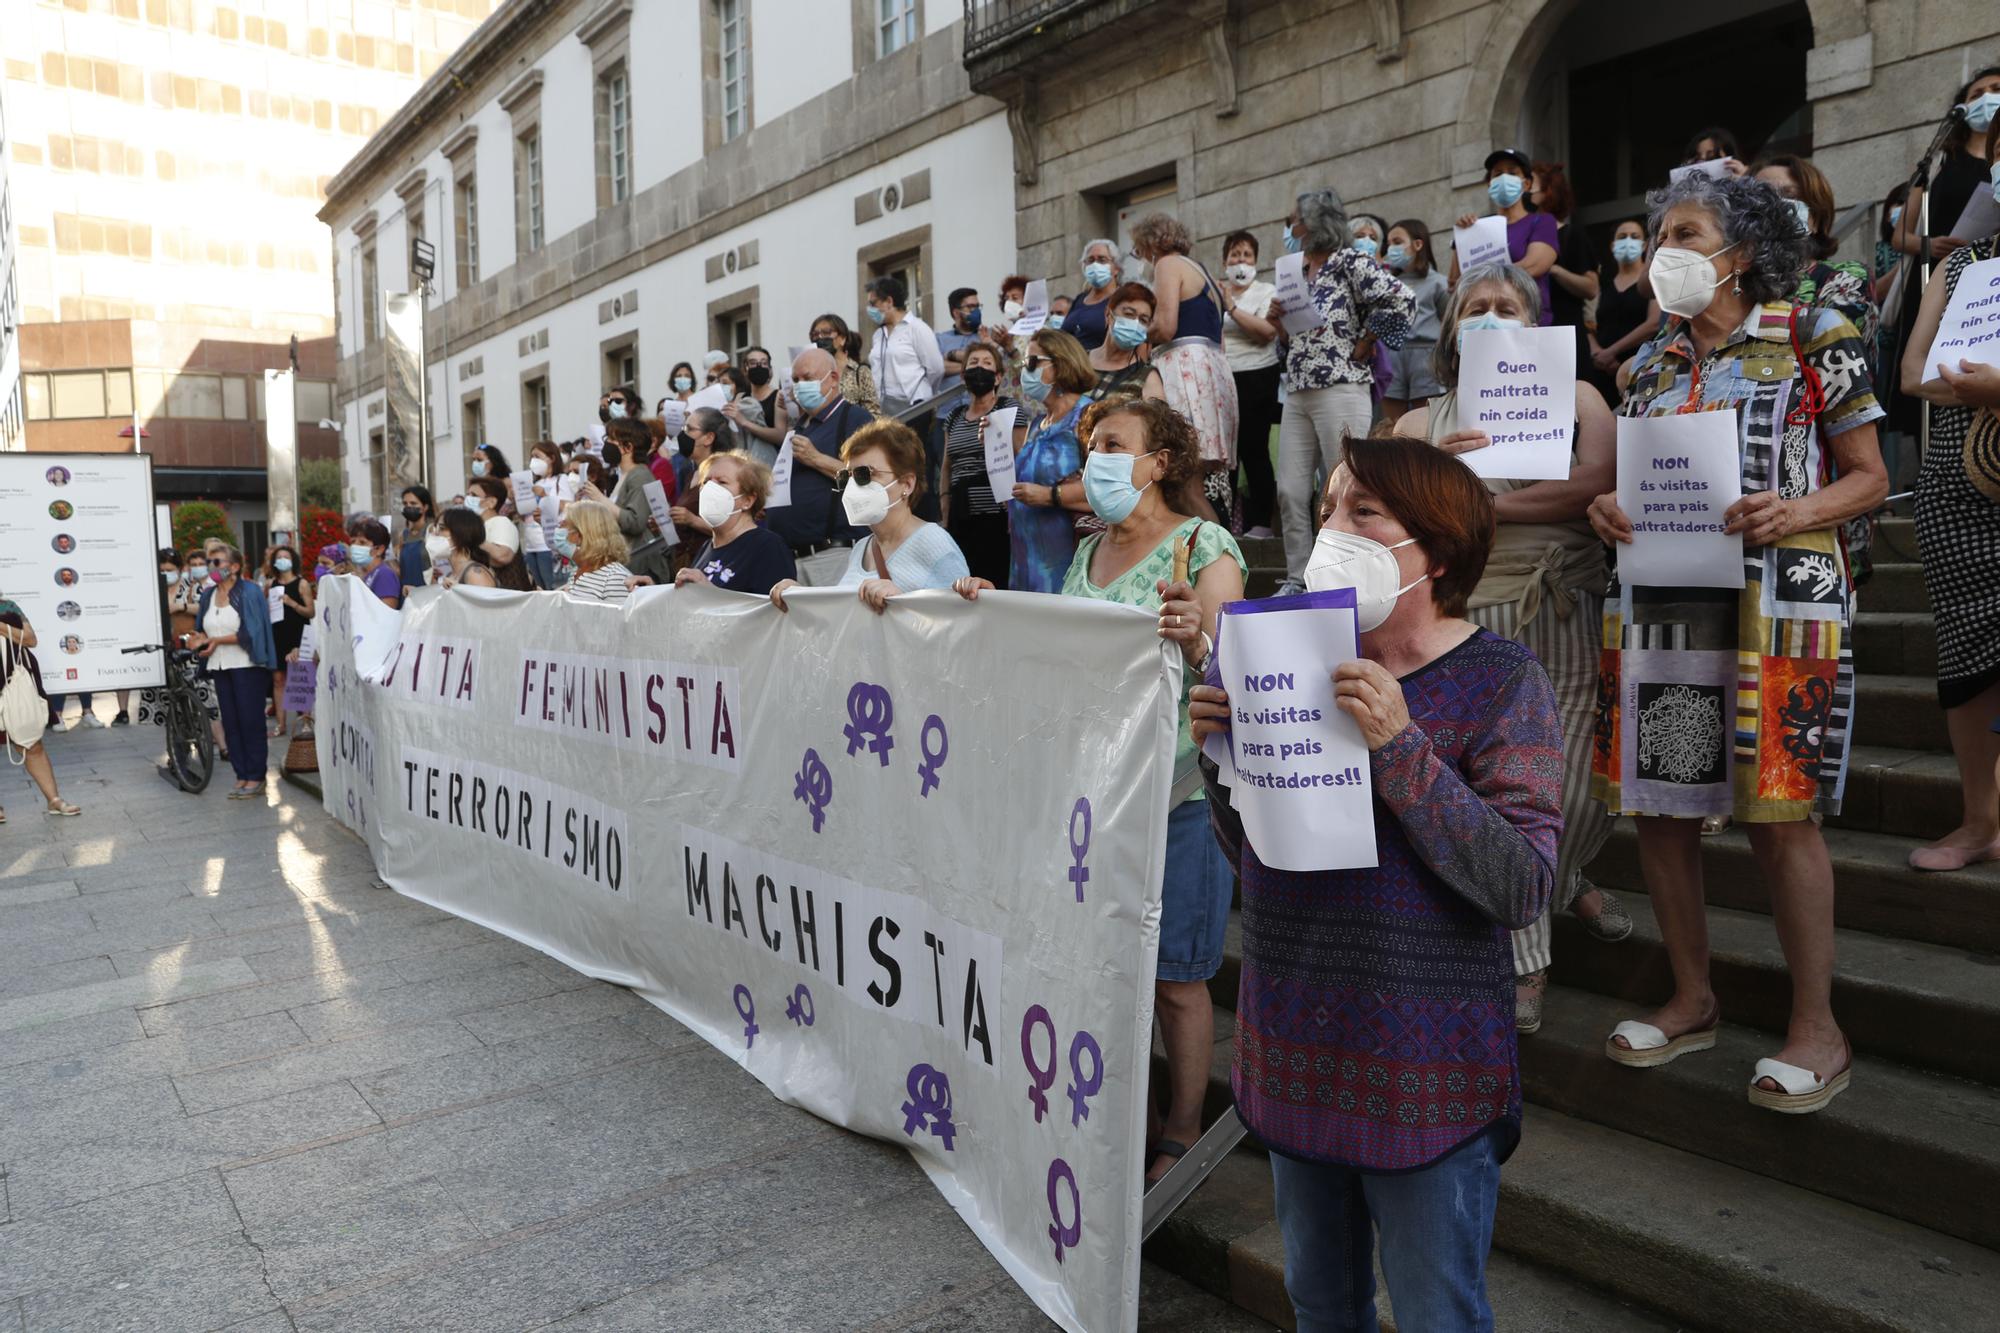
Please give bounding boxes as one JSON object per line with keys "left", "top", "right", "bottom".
{"left": 1024, "top": 355, "right": 1048, "bottom": 371}
{"left": 834, "top": 465, "right": 893, "bottom": 489}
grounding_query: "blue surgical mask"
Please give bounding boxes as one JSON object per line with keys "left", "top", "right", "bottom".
{"left": 865, "top": 305, "right": 886, "bottom": 326}
{"left": 673, "top": 375, "right": 693, "bottom": 392}
{"left": 1611, "top": 237, "right": 1645, "bottom": 264}
{"left": 1383, "top": 244, "right": 1409, "bottom": 270}
{"left": 1047, "top": 313, "right": 1064, "bottom": 331}
{"left": 1083, "top": 261, "right": 1113, "bottom": 288}
{"left": 1021, "top": 366, "right": 1052, "bottom": 401}
{"left": 1456, "top": 312, "right": 1525, "bottom": 351}
{"left": 1963, "top": 91, "right": 2000, "bottom": 133}
{"left": 962, "top": 306, "right": 982, "bottom": 330}
{"left": 1282, "top": 230, "right": 1303, "bottom": 255}
{"left": 470, "top": 459, "right": 488, "bottom": 477}
{"left": 1488, "top": 174, "right": 1525, "bottom": 209}
{"left": 608, "top": 400, "right": 627, "bottom": 420}
{"left": 1787, "top": 197, "right": 1812, "bottom": 236}
{"left": 1888, "top": 205, "right": 1904, "bottom": 228}
{"left": 1353, "top": 236, "right": 1380, "bottom": 258}
{"left": 795, "top": 378, "right": 826, "bottom": 412}
{"left": 1989, "top": 160, "right": 2000, "bottom": 204}
{"left": 274, "top": 558, "right": 293, "bottom": 573}
{"left": 1082, "top": 450, "right": 1158, "bottom": 524}
{"left": 552, "top": 530, "right": 576, "bottom": 560}
{"left": 1110, "top": 316, "right": 1148, "bottom": 350}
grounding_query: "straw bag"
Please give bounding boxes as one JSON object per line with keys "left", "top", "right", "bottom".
{"left": 1, "top": 635, "right": 48, "bottom": 760}
{"left": 283, "top": 731, "right": 318, "bottom": 773}
{"left": 1967, "top": 409, "right": 2000, "bottom": 506}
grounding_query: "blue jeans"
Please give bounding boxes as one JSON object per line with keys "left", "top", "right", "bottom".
{"left": 213, "top": 667, "right": 272, "bottom": 784}
{"left": 524, "top": 549, "right": 557, "bottom": 589}
{"left": 1269, "top": 1132, "right": 1499, "bottom": 1333}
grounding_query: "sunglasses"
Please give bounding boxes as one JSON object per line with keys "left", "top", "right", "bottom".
{"left": 1024, "top": 355, "right": 1048, "bottom": 371}
{"left": 834, "top": 466, "right": 895, "bottom": 489}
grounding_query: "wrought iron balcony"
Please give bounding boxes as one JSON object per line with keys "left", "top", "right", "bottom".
{"left": 962, "top": 0, "right": 1097, "bottom": 64}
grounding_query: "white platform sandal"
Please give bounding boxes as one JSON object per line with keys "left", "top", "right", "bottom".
{"left": 1748, "top": 1045, "right": 1852, "bottom": 1114}
{"left": 1604, "top": 1010, "right": 1719, "bottom": 1068}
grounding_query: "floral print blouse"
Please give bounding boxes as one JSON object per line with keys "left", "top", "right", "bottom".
{"left": 1281, "top": 249, "right": 1416, "bottom": 393}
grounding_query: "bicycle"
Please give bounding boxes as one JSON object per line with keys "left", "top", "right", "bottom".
{"left": 121, "top": 642, "right": 217, "bottom": 793}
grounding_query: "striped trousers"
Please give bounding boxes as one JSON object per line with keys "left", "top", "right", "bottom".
{"left": 1467, "top": 592, "right": 1617, "bottom": 976}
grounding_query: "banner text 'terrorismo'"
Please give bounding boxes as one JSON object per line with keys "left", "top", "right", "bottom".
{"left": 399, "top": 744, "right": 630, "bottom": 893}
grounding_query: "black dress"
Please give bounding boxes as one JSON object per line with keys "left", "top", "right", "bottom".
{"left": 1889, "top": 150, "right": 1993, "bottom": 435}
{"left": 1589, "top": 271, "right": 1651, "bottom": 406}
{"left": 270, "top": 576, "right": 309, "bottom": 660}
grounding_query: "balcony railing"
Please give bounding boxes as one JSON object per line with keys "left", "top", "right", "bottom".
{"left": 961, "top": 0, "right": 1098, "bottom": 64}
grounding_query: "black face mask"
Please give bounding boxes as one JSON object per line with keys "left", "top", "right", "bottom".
{"left": 677, "top": 431, "right": 695, "bottom": 457}
{"left": 813, "top": 337, "right": 837, "bottom": 354}
{"left": 401, "top": 504, "right": 424, "bottom": 522}
{"left": 961, "top": 367, "right": 998, "bottom": 396}
{"left": 603, "top": 444, "right": 623, "bottom": 469}
{"left": 746, "top": 365, "right": 772, "bottom": 387}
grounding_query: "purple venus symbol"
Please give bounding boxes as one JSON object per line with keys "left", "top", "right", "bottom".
{"left": 842, "top": 682, "right": 895, "bottom": 766}
{"left": 899, "top": 1063, "right": 956, "bottom": 1150}
{"left": 1067, "top": 797, "right": 1092, "bottom": 902}
{"left": 785, "top": 983, "right": 815, "bottom": 1026}
{"left": 793, "top": 748, "right": 832, "bottom": 832}
{"left": 732, "top": 984, "right": 757, "bottom": 1048}
{"left": 917, "top": 714, "right": 948, "bottom": 797}
{"left": 1020, "top": 1005, "right": 1057, "bottom": 1123}
{"left": 1047, "top": 1159, "right": 1081, "bottom": 1264}
{"left": 1066, "top": 1029, "right": 1104, "bottom": 1127}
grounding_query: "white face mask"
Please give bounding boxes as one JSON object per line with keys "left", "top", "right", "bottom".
{"left": 841, "top": 477, "right": 899, "bottom": 528}
{"left": 698, "top": 480, "right": 741, "bottom": 529}
{"left": 529, "top": 456, "right": 550, "bottom": 477}
{"left": 424, "top": 533, "right": 452, "bottom": 561}
{"left": 1001, "top": 299, "right": 1024, "bottom": 321}
{"left": 1225, "top": 262, "right": 1256, "bottom": 284}
{"left": 1304, "top": 529, "right": 1427, "bottom": 632}
{"left": 1649, "top": 242, "right": 1739, "bottom": 319}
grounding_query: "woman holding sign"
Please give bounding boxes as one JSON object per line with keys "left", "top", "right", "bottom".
{"left": 1452, "top": 148, "right": 1558, "bottom": 326}
{"left": 1899, "top": 146, "right": 2000, "bottom": 874}
{"left": 938, "top": 343, "right": 1019, "bottom": 586}
{"left": 1189, "top": 435, "right": 1562, "bottom": 1330}
{"left": 1396, "top": 261, "right": 1625, "bottom": 1034}
{"left": 1586, "top": 171, "right": 1888, "bottom": 1113}
{"left": 1008, "top": 330, "right": 1094, "bottom": 592}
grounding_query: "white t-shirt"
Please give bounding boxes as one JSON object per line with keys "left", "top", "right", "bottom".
{"left": 1222, "top": 281, "right": 1280, "bottom": 373}
{"left": 202, "top": 597, "right": 252, "bottom": 672}
{"left": 484, "top": 514, "right": 521, "bottom": 554}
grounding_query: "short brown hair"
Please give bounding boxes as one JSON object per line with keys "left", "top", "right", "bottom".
{"left": 466, "top": 475, "right": 509, "bottom": 508}
{"left": 1105, "top": 281, "right": 1155, "bottom": 318}
{"left": 1028, "top": 328, "right": 1097, "bottom": 395}
{"left": 1529, "top": 161, "right": 1576, "bottom": 223}
{"left": 1129, "top": 211, "right": 1192, "bottom": 258}
{"left": 1083, "top": 398, "right": 1200, "bottom": 495}
{"left": 960, "top": 340, "right": 1003, "bottom": 374}
{"left": 842, "top": 419, "right": 929, "bottom": 499}
{"left": 1337, "top": 432, "right": 1494, "bottom": 617}
{"left": 606, "top": 416, "right": 651, "bottom": 459}
{"left": 699, "top": 451, "right": 773, "bottom": 519}
{"left": 1750, "top": 152, "right": 1837, "bottom": 260}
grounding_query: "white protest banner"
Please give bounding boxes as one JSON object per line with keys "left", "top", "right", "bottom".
{"left": 768, "top": 435, "right": 797, "bottom": 509}
{"left": 1454, "top": 325, "right": 1577, "bottom": 480}
{"left": 1273, "top": 252, "right": 1324, "bottom": 336}
{"left": 1010, "top": 279, "right": 1050, "bottom": 336}
{"left": 1452, "top": 215, "right": 1510, "bottom": 272}
{"left": 1216, "top": 589, "right": 1375, "bottom": 871}
{"left": 1616, "top": 411, "right": 1745, "bottom": 589}
{"left": 659, "top": 398, "right": 689, "bottom": 436}
{"left": 641, "top": 479, "right": 679, "bottom": 545}
{"left": 1668, "top": 158, "right": 1734, "bottom": 186}
{"left": 983, "top": 406, "right": 1020, "bottom": 499}
{"left": 1920, "top": 254, "right": 2000, "bottom": 384}
{"left": 0, "top": 453, "right": 165, "bottom": 693}
{"left": 312, "top": 577, "right": 1178, "bottom": 1333}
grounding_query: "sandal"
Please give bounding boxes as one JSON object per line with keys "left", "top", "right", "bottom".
{"left": 1572, "top": 884, "right": 1634, "bottom": 943}
{"left": 1749, "top": 1041, "right": 1852, "bottom": 1115}
{"left": 1605, "top": 1004, "right": 1719, "bottom": 1068}
{"left": 44, "top": 799, "right": 82, "bottom": 817}
{"left": 1515, "top": 972, "right": 1548, "bottom": 1035}
{"left": 1144, "top": 1139, "right": 1190, "bottom": 1192}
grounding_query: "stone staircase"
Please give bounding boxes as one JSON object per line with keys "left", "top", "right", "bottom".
{"left": 1150, "top": 515, "right": 2000, "bottom": 1330}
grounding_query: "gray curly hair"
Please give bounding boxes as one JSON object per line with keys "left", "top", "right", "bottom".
{"left": 1295, "top": 188, "right": 1352, "bottom": 254}
{"left": 1644, "top": 172, "right": 1807, "bottom": 306}
{"left": 1431, "top": 262, "right": 1543, "bottom": 388}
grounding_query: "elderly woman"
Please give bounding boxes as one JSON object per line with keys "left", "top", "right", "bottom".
{"left": 960, "top": 397, "right": 1244, "bottom": 1186}
{"left": 1131, "top": 212, "right": 1241, "bottom": 524}
{"left": 1395, "top": 262, "right": 1625, "bottom": 1034}
{"left": 191, "top": 544, "right": 281, "bottom": 800}
{"left": 1272, "top": 187, "right": 1417, "bottom": 593}
{"left": 1589, "top": 172, "right": 1887, "bottom": 1112}
{"left": 1088, "top": 282, "right": 1166, "bottom": 401}
{"left": 1900, "top": 134, "right": 2000, "bottom": 872}
{"left": 674, "top": 452, "right": 796, "bottom": 596}
{"left": 1064, "top": 238, "right": 1123, "bottom": 352}
{"left": 1009, "top": 329, "right": 1096, "bottom": 592}
{"left": 557, "top": 501, "right": 633, "bottom": 604}
{"left": 1190, "top": 434, "right": 1562, "bottom": 1330}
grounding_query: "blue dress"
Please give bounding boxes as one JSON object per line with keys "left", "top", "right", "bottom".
{"left": 1008, "top": 400, "right": 1085, "bottom": 593}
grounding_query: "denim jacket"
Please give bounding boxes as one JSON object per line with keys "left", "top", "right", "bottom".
{"left": 195, "top": 578, "right": 279, "bottom": 671}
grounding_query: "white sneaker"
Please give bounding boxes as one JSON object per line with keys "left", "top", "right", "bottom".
{"left": 82, "top": 713, "right": 108, "bottom": 728}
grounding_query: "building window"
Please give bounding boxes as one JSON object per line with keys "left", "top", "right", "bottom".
{"left": 521, "top": 375, "right": 550, "bottom": 445}
{"left": 604, "top": 340, "right": 638, "bottom": 392}
{"left": 406, "top": 205, "right": 425, "bottom": 287}
{"left": 455, "top": 175, "right": 479, "bottom": 287}
{"left": 608, "top": 70, "right": 631, "bottom": 203}
{"left": 516, "top": 129, "right": 544, "bottom": 253}
{"left": 462, "top": 394, "right": 485, "bottom": 471}
{"left": 360, "top": 243, "right": 379, "bottom": 345}
{"left": 720, "top": 0, "right": 748, "bottom": 142}
{"left": 712, "top": 307, "right": 752, "bottom": 363}
{"left": 367, "top": 427, "right": 388, "bottom": 510}
{"left": 878, "top": 0, "right": 917, "bottom": 56}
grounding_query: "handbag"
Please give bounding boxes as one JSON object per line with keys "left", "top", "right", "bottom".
{"left": 1966, "top": 408, "right": 2000, "bottom": 505}
{"left": 1, "top": 634, "right": 48, "bottom": 760}
{"left": 283, "top": 732, "right": 319, "bottom": 774}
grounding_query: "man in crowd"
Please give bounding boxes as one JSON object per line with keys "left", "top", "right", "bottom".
{"left": 938, "top": 287, "right": 983, "bottom": 392}
{"left": 864, "top": 275, "right": 943, "bottom": 416}
{"left": 766, "top": 347, "right": 870, "bottom": 586}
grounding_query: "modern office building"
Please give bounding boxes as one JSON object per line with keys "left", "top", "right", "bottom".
{"left": 2, "top": 0, "right": 500, "bottom": 544}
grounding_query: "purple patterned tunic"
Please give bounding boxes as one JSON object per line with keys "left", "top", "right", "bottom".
{"left": 1217, "top": 630, "right": 1563, "bottom": 1171}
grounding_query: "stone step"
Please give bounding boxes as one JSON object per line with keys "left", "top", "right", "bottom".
{"left": 1870, "top": 515, "right": 1919, "bottom": 559}
{"left": 1828, "top": 744, "right": 1964, "bottom": 842}
{"left": 1586, "top": 821, "right": 2000, "bottom": 953}
{"left": 1852, "top": 673, "right": 1949, "bottom": 752}
{"left": 1850, "top": 612, "right": 1938, "bottom": 678}
{"left": 1238, "top": 535, "right": 1285, "bottom": 569}
{"left": 1498, "top": 1109, "right": 2000, "bottom": 1333}
{"left": 1143, "top": 1149, "right": 1682, "bottom": 1332}
{"left": 1857, "top": 563, "right": 1929, "bottom": 613}
{"left": 1549, "top": 895, "right": 2000, "bottom": 1087}
{"left": 1520, "top": 985, "right": 2000, "bottom": 1251}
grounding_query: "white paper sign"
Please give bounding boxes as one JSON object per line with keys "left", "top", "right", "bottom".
{"left": 981, "top": 406, "right": 1019, "bottom": 499}
{"left": 1009, "top": 279, "right": 1049, "bottom": 336}
{"left": 155, "top": 503, "right": 173, "bottom": 550}
{"left": 1453, "top": 325, "right": 1577, "bottom": 480}
{"left": 508, "top": 472, "right": 535, "bottom": 516}
{"left": 768, "top": 435, "right": 796, "bottom": 509}
{"left": 1452, "top": 215, "right": 1510, "bottom": 273}
{"left": 1668, "top": 158, "right": 1734, "bottom": 185}
{"left": 1216, "top": 590, "right": 1376, "bottom": 872}
{"left": 1616, "top": 412, "right": 1745, "bottom": 589}
{"left": 689, "top": 383, "right": 730, "bottom": 413}
{"left": 659, "top": 399, "right": 688, "bottom": 436}
{"left": 296, "top": 622, "right": 318, "bottom": 662}
{"left": 640, "top": 479, "right": 679, "bottom": 545}
{"left": 1920, "top": 255, "right": 2000, "bottom": 383}
{"left": 268, "top": 584, "right": 286, "bottom": 625}
{"left": 1273, "top": 252, "right": 1324, "bottom": 335}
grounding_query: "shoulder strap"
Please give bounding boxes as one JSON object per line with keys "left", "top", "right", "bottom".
{"left": 1784, "top": 303, "right": 1826, "bottom": 428}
